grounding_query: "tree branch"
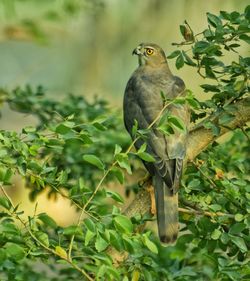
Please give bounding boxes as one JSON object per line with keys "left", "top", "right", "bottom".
{"left": 186, "top": 98, "right": 250, "bottom": 161}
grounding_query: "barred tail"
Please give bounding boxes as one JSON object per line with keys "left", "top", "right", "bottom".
{"left": 154, "top": 175, "right": 179, "bottom": 244}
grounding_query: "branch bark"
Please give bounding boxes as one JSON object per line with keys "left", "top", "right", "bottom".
{"left": 123, "top": 97, "right": 250, "bottom": 218}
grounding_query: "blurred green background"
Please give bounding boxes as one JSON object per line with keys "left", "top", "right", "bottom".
{"left": 0, "top": 0, "right": 248, "bottom": 224}
{"left": 0, "top": 1, "right": 248, "bottom": 114}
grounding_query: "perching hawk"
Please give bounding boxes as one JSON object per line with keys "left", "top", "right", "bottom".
{"left": 123, "top": 43, "right": 189, "bottom": 243}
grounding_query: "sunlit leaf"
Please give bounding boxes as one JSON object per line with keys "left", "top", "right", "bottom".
{"left": 83, "top": 154, "right": 104, "bottom": 170}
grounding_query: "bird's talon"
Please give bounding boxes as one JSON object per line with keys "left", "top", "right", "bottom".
{"left": 146, "top": 185, "right": 156, "bottom": 215}
{"left": 138, "top": 173, "right": 151, "bottom": 187}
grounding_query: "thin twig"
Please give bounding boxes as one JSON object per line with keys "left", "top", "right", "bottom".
{"left": 178, "top": 207, "right": 234, "bottom": 218}
{"left": 191, "top": 159, "right": 217, "bottom": 188}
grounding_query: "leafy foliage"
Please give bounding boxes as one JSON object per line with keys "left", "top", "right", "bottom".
{"left": 0, "top": 6, "right": 249, "bottom": 281}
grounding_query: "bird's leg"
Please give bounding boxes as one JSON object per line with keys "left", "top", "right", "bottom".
{"left": 146, "top": 185, "right": 156, "bottom": 215}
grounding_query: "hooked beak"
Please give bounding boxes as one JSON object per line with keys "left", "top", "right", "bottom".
{"left": 132, "top": 46, "right": 143, "bottom": 56}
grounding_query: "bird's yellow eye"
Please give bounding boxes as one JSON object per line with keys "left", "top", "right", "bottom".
{"left": 146, "top": 48, "right": 154, "bottom": 55}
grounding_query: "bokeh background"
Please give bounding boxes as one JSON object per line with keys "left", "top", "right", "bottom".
{"left": 0, "top": 0, "right": 248, "bottom": 225}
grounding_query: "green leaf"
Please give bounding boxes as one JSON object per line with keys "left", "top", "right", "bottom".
{"left": 114, "top": 215, "right": 133, "bottom": 234}
{"left": 63, "top": 225, "right": 82, "bottom": 236}
{"left": 239, "top": 34, "right": 250, "bottom": 44}
{"left": 106, "top": 190, "right": 124, "bottom": 203}
{"left": 220, "top": 232, "right": 229, "bottom": 244}
{"left": 245, "top": 5, "right": 250, "bottom": 20}
{"left": 57, "top": 170, "right": 68, "bottom": 185}
{"left": 207, "top": 12, "right": 222, "bottom": 27}
{"left": 179, "top": 24, "right": 186, "bottom": 38}
{"left": 193, "top": 41, "right": 210, "bottom": 54}
{"left": 186, "top": 97, "right": 200, "bottom": 109}
{"left": 96, "top": 264, "right": 107, "bottom": 279}
{"left": 122, "top": 235, "right": 135, "bottom": 253}
{"left": 187, "top": 179, "right": 200, "bottom": 189}
{"left": 83, "top": 154, "right": 104, "bottom": 170}
{"left": 168, "top": 116, "right": 185, "bottom": 131}
{"left": 234, "top": 80, "right": 245, "bottom": 92}
{"left": 230, "top": 235, "right": 248, "bottom": 253}
{"left": 55, "top": 246, "right": 67, "bottom": 259}
{"left": 176, "top": 53, "right": 184, "bottom": 69}
{"left": 182, "top": 51, "right": 196, "bottom": 66}
{"left": 93, "top": 122, "right": 107, "bottom": 131}
{"left": 142, "top": 234, "right": 158, "bottom": 254}
{"left": 204, "top": 122, "right": 220, "bottom": 136}
{"left": 35, "top": 231, "right": 50, "bottom": 247}
{"left": 84, "top": 229, "right": 95, "bottom": 246}
{"left": 209, "top": 204, "right": 221, "bottom": 212}
{"left": 138, "top": 143, "right": 147, "bottom": 154}
{"left": 115, "top": 153, "right": 132, "bottom": 174}
{"left": 22, "top": 126, "right": 36, "bottom": 133}
{"left": 167, "top": 50, "right": 181, "bottom": 59}
{"left": 201, "top": 84, "right": 220, "bottom": 92}
{"left": 0, "top": 197, "right": 11, "bottom": 210}
{"left": 220, "top": 11, "right": 231, "bottom": 20}
{"left": 235, "top": 213, "right": 244, "bottom": 222}
{"left": 5, "top": 243, "right": 25, "bottom": 261}
{"left": 211, "top": 229, "right": 222, "bottom": 240}
{"left": 157, "top": 124, "right": 175, "bottom": 135}
{"left": 84, "top": 218, "right": 96, "bottom": 232}
{"left": 132, "top": 270, "right": 140, "bottom": 281}
{"left": 108, "top": 230, "right": 123, "bottom": 251}
{"left": 110, "top": 167, "right": 124, "bottom": 184}
{"left": 0, "top": 223, "right": 19, "bottom": 235}
{"left": 229, "top": 223, "right": 246, "bottom": 235}
{"left": 205, "top": 65, "right": 216, "bottom": 79}
{"left": 55, "top": 124, "right": 72, "bottom": 135}
{"left": 219, "top": 113, "right": 235, "bottom": 125}
{"left": 95, "top": 234, "right": 108, "bottom": 252}
{"left": 79, "top": 133, "right": 93, "bottom": 144}
{"left": 38, "top": 213, "right": 57, "bottom": 228}
{"left": 0, "top": 249, "right": 6, "bottom": 263}
{"left": 137, "top": 152, "right": 155, "bottom": 162}
{"left": 2, "top": 168, "right": 13, "bottom": 184}
{"left": 114, "top": 144, "right": 122, "bottom": 155}
{"left": 132, "top": 119, "right": 138, "bottom": 137}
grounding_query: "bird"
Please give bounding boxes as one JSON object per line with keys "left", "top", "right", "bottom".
{"left": 123, "top": 43, "right": 189, "bottom": 243}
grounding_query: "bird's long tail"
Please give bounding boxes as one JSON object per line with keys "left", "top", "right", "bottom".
{"left": 154, "top": 175, "right": 179, "bottom": 244}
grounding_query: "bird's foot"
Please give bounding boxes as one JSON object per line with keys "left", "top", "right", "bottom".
{"left": 138, "top": 173, "right": 151, "bottom": 187}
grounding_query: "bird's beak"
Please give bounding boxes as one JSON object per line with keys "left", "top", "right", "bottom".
{"left": 132, "top": 46, "right": 143, "bottom": 56}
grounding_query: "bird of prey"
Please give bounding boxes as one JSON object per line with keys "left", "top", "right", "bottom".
{"left": 123, "top": 43, "right": 189, "bottom": 243}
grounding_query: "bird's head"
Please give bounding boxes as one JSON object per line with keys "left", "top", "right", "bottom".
{"left": 132, "top": 43, "right": 167, "bottom": 67}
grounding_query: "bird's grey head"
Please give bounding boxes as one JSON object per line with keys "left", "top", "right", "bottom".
{"left": 132, "top": 43, "right": 167, "bottom": 67}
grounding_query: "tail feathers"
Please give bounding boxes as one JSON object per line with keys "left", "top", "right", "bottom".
{"left": 154, "top": 176, "right": 179, "bottom": 244}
